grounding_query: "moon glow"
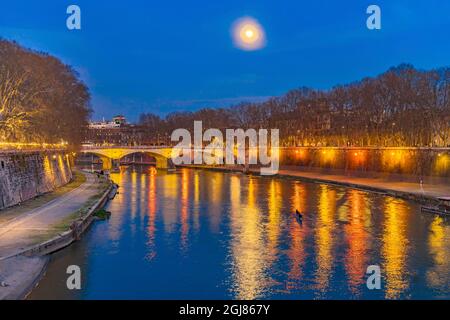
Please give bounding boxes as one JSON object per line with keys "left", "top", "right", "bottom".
{"left": 232, "top": 17, "right": 266, "bottom": 51}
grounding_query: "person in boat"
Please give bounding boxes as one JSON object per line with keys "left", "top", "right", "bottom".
{"left": 295, "top": 209, "right": 303, "bottom": 219}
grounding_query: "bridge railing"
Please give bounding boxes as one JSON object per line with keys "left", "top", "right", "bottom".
{"left": 80, "top": 145, "right": 450, "bottom": 151}
{"left": 81, "top": 145, "right": 172, "bottom": 149}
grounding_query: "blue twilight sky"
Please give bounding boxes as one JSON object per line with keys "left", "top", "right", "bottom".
{"left": 0, "top": 0, "right": 449, "bottom": 121}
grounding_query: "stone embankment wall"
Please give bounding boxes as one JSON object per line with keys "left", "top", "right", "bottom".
{"left": 280, "top": 147, "right": 450, "bottom": 178}
{"left": 0, "top": 150, "right": 72, "bottom": 210}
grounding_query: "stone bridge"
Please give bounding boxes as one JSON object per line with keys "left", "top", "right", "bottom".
{"left": 80, "top": 146, "right": 175, "bottom": 170}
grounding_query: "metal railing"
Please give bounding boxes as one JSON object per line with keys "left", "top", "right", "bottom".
{"left": 81, "top": 145, "right": 172, "bottom": 149}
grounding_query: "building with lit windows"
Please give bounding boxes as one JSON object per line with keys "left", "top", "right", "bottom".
{"left": 85, "top": 115, "right": 145, "bottom": 146}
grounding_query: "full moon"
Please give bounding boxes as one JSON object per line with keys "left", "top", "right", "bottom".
{"left": 232, "top": 17, "right": 266, "bottom": 51}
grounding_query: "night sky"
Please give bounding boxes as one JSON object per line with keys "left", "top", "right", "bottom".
{"left": 1, "top": 0, "right": 449, "bottom": 121}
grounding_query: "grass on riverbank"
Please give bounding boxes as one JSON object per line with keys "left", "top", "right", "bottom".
{"left": 30, "top": 212, "right": 80, "bottom": 244}
{"left": 0, "top": 171, "right": 87, "bottom": 224}
{"left": 94, "top": 209, "right": 111, "bottom": 220}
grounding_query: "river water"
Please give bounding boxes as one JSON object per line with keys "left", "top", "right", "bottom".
{"left": 29, "top": 166, "right": 450, "bottom": 299}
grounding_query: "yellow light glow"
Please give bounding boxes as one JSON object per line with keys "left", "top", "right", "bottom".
{"left": 320, "top": 148, "right": 337, "bottom": 165}
{"left": 434, "top": 153, "right": 449, "bottom": 174}
{"left": 315, "top": 185, "right": 335, "bottom": 292}
{"left": 382, "top": 149, "right": 409, "bottom": 172}
{"left": 232, "top": 17, "right": 266, "bottom": 51}
{"left": 344, "top": 190, "right": 370, "bottom": 295}
{"left": 382, "top": 198, "right": 409, "bottom": 299}
{"left": 229, "top": 175, "right": 267, "bottom": 299}
{"left": 426, "top": 216, "right": 450, "bottom": 288}
{"left": 245, "top": 29, "right": 254, "bottom": 38}
{"left": 240, "top": 24, "right": 259, "bottom": 43}
{"left": 0, "top": 141, "right": 68, "bottom": 150}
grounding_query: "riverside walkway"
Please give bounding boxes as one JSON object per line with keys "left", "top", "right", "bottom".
{"left": 0, "top": 171, "right": 108, "bottom": 300}
{"left": 0, "top": 171, "right": 102, "bottom": 259}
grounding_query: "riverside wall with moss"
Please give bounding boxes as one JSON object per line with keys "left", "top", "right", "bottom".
{"left": 0, "top": 150, "right": 72, "bottom": 210}
{"left": 278, "top": 147, "right": 450, "bottom": 178}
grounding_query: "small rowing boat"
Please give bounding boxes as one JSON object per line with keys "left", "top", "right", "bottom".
{"left": 294, "top": 209, "right": 304, "bottom": 225}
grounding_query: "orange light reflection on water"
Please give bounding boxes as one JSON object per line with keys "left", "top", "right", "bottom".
{"left": 101, "top": 168, "right": 447, "bottom": 299}
{"left": 267, "top": 179, "right": 282, "bottom": 258}
{"left": 193, "top": 172, "right": 200, "bottom": 231}
{"left": 208, "top": 173, "right": 224, "bottom": 232}
{"left": 229, "top": 176, "right": 268, "bottom": 299}
{"left": 180, "top": 169, "right": 190, "bottom": 251}
{"left": 162, "top": 173, "right": 178, "bottom": 233}
{"left": 108, "top": 169, "right": 125, "bottom": 242}
{"left": 146, "top": 168, "right": 157, "bottom": 260}
{"left": 344, "top": 190, "right": 370, "bottom": 296}
{"left": 382, "top": 197, "right": 409, "bottom": 299}
{"left": 286, "top": 182, "right": 308, "bottom": 292}
{"left": 314, "top": 185, "right": 335, "bottom": 295}
{"left": 426, "top": 216, "right": 450, "bottom": 290}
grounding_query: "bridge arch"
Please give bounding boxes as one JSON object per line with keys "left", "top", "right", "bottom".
{"left": 80, "top": 147, "right": 175, "bottom": 170}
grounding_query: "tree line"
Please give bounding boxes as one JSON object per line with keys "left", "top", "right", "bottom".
{"left": 0, "top": 40, "right": 91, "bottom": 147}
{"left": 139, "top": 64, "right": 450, "bottom": 147}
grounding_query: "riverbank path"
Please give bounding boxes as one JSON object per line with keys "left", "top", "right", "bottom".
{"left": 0, "top": 171, "right": 100, "bottom": 260}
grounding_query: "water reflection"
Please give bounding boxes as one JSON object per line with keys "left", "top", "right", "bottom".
{"left": 208, "top": 172, "right": 224, "bottom": 232}
{"left": 180, "top": 169, "right": 190, "bottom": 251}
{"left": 267, "top": 180, "right": 282, "bottom": 258}
{"left": 162, "top": 173, "right": 178, "bottom": 233}
{"left": 146, "top": 168, "right": 157, "bottom": 261}
{"left": 426, "top": 216, "right": 450, "bottom": 296}
{"left": 314, "top": 185, "right": 335, "bottom": 296}
{"left": 286, "top": 182, "right": 308, "bottom": 292}
{"left": 344, "top": 190, "right": 370, "bottom": 297}
{"left": 382, "top": 198, "right": 410, "bottom": 299}
{"left": 229, "top": 175, "right": 269, "bottom": 299}
{"left": 29, "top": 167, "right": 450, "bottom": 300}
